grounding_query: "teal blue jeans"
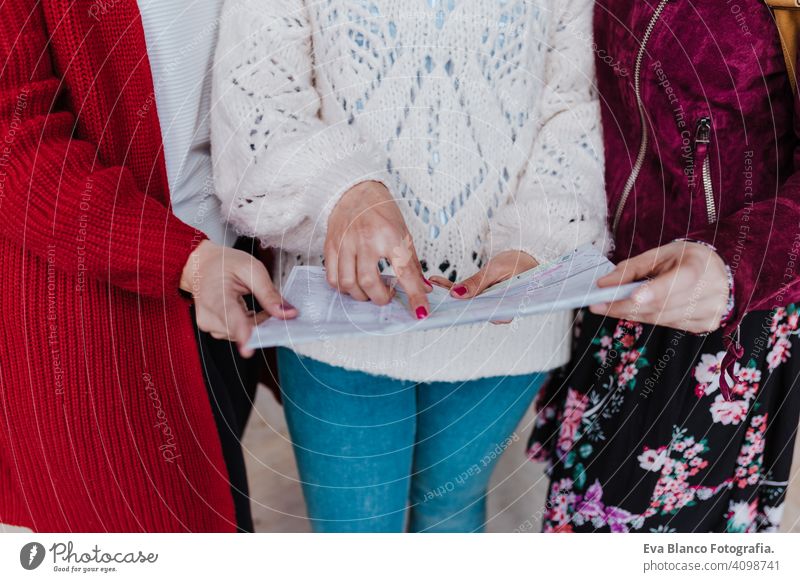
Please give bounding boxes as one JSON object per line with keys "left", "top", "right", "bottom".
{"left": 277, "top": 348, "right": 546, "bottom": 532}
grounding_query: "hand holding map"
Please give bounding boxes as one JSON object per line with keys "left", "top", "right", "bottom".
{"left": 247, "top": 244, "right": 642, "bottom": 349}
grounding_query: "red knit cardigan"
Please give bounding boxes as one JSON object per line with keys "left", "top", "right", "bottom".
{"left": 0, "top": 0, "right": 237, "bottom": 531}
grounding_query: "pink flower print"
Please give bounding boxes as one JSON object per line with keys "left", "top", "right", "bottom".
{"left": 771, "top": 308, "right": 787, "bottom": 332}
{"left": 553, "top": 478, "right": 574, "bottom": 493}
{"left": 710, "top": 395, "right": 748, "bottom": 425}
{"left": 545, "top": 478, "right": 576, "bottom": 527}
{"left": 638, "top": 447, "right": 668, "bottom": 472}
{"left": 576, "top": 481, "right": 605, "bottom": 521}
{"left": 576, "top": 481, "right": 633, "bottom": 533}
{"left": 726, "top": 500, "right": 758, "bottom": 532}
{"left": 731, "top": 381, "right": 751, "bottom": 399}
{"left": 623, "top": 349, "right": 641, "bottom": 364}
{"left": 737, "top": 366, "right": 761, "bottom": 383}
{"left": 767, "top": 337, "right": 791, "bottom": 371}
{"left": 679, "top": 489, "right": 696, "bottom": 507}
{"left": 694, "top": 351, "right": 726, "bottom": 393}
{"left": 605, "top": 505, "right": 634, "bottom": 533}
{"left": 527, "top": 441, "right": 548, "bottom": 462}
{"left": 618, "top": 363, "right": 638, "bottom": 384}
{"left": 600, "top": 335, "right": 613, "bottom": 348}
{"left": 550, "top": 498, "right": 570, "bottom": 522}
{"left": 613, "top": 320, "right": 642, "bottom": 349}
{"left": 556, "top": 389, "right": 588, "bottom": 457}
{"left": 733, "top": 418, "right": 767, "bottom": 490}
{"left": 695, "top": 486, "right": 714, "bottom": 501}
{"left": 789, "top": 312, "right": 799, "bottom": 329}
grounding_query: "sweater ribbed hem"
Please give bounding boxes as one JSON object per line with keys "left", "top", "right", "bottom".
{"left": 291, "top": 310, "right": 572, "bottom": 382}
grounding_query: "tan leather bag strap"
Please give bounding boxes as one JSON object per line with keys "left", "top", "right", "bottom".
{"left": 766, "top": 0, "right": 800, "bottom": 95}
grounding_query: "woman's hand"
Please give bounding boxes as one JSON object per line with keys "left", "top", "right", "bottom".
{"left": 589, "top": 241, "right": 730, "bottom": 333}
{"left": 325, "top": 181, "right": 432, "bottom": 319}
{"left": 431, "top": 250, "right": 539, "bottom": 299}
{"left": 181, "top": 240, "right": 297, "bottom": 358}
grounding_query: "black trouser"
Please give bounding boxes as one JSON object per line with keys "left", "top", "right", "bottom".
{"left": 190, "top": 237, "right": 269, "bottom": 532}
{"left": 193, "top": 311, "right": 258, "bottom": 533}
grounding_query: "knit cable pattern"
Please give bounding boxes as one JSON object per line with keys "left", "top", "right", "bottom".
{"left": 212, "top": 0, "right": 609, "bottom": 380}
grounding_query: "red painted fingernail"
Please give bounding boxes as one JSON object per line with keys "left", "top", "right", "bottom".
{"left": 423, "top": 276, "right": 433, "bottom": 287}
{"left": 280, "top": 301, "right": 296, "bottom": 311}
{"left": 452, "top": 285, "right": 468, "bottom": 297}
{"left": 416, "top": 306, "right": 429, "bottom": 320}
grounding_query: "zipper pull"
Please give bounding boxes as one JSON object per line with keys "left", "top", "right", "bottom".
{"left": 693, "top": 116, "right": 717, "bottom": 224}
{"left": 720, "top": 325, "right": 743, "bottom": 401}
{"left": 695, "top": 117, "right": 711, "bottom": 144}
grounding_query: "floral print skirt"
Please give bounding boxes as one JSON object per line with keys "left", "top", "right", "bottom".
{"left": 529, "top": 307, "right": 800, "bottom": 533}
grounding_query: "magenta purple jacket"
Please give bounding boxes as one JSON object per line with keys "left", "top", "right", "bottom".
{"left": 595, "top": 0, "right": 800, "bottom": 347}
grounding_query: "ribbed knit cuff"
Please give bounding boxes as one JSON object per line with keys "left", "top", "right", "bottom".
{"left": 161, "top": 211, "right": 208, "bottom": 296}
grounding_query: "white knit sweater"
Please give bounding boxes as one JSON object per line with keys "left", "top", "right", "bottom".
{"left": 211, "top": 0, "right": 609, "bottom": 381}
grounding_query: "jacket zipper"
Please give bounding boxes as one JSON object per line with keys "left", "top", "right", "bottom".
{"left": 612, "top": 0, "right": 671, "bottom": 234}
{"left": 694, "top": 117, "right": 717, "bottom": 224}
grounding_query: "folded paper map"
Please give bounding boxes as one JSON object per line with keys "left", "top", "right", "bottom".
{"left": 247, "top": 244, "right": 642, "bottom": 349}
